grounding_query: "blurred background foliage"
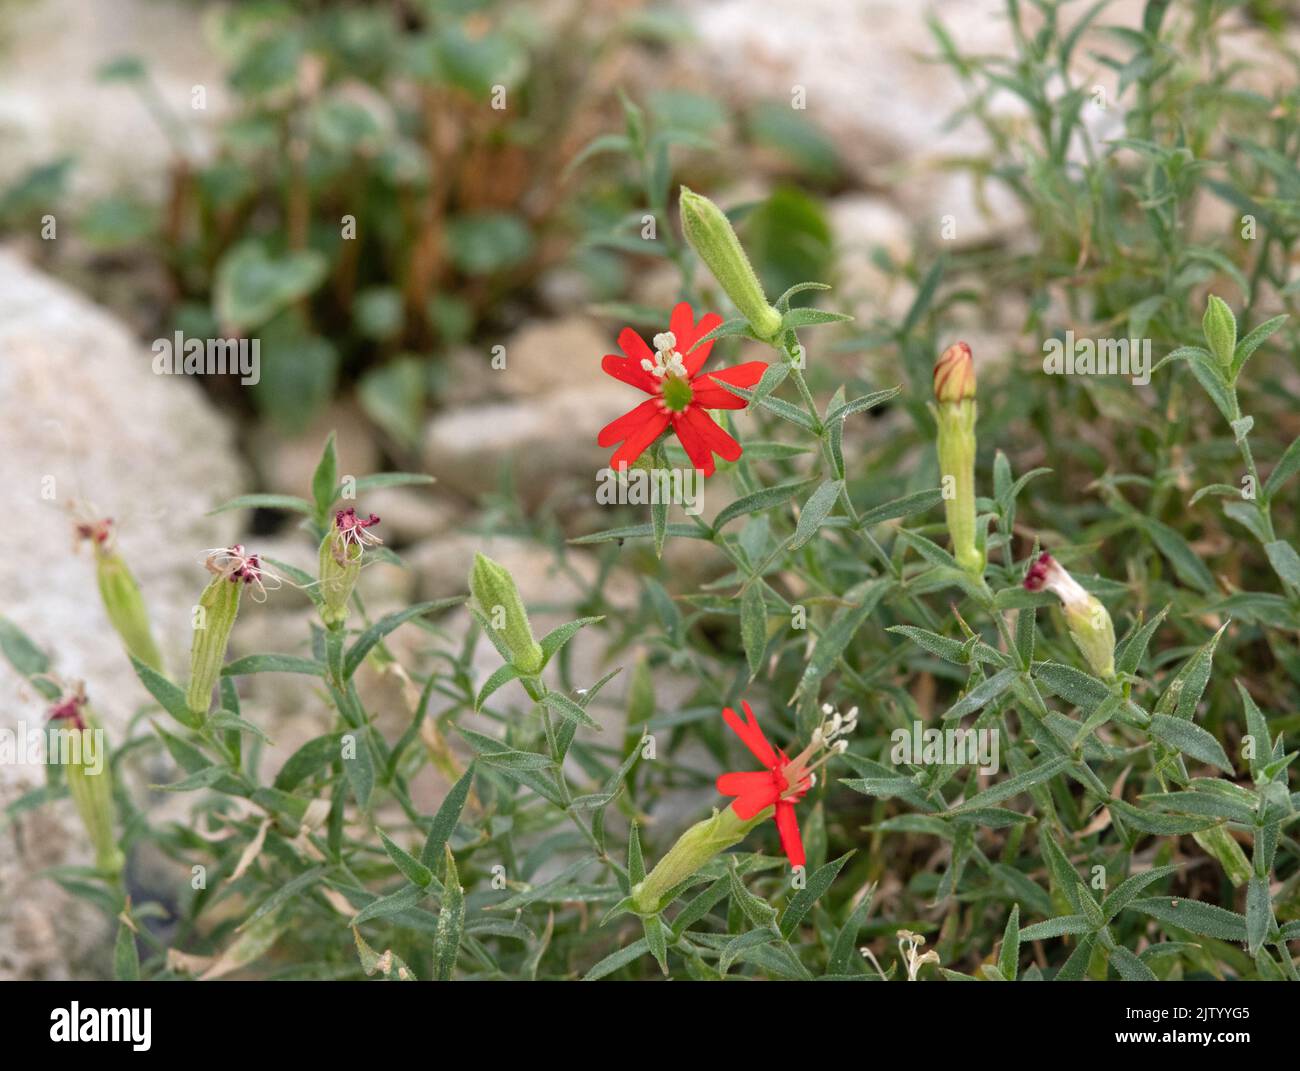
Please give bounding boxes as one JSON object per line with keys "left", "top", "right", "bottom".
{"left": 0, "top": 0, "right": 846, "bottom": 451}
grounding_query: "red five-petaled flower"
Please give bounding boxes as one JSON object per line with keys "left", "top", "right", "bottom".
{"left": 598, "top": 302, "right": 767, "bottom": 477}
{"left": 715, "top": 701, "right": 857, "bottom": 869}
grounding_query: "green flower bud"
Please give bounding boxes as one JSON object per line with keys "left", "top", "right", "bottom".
{"left": 318, "top": 508, "right": 382, "bottom": 628}
{"left": 1024, "top": 553, "right": 1116, "bottom": 680}
{"left": 931, "top": 342, "right": 983, "bottom": 576}
{"left": 631, "top": 805, "right": 768, "bottom": 914}
{"left": 1202, "top": 294, "right": 1237, "bottom": 370}
{"left": 95, "top": 550, "right": 163, "bottom": 672}
{"left": 469, "top": 553, "right": 544, "bottom": 675}
{"left": 678, "top": 186, "right": 782, "bottom": 341}
{"left": 48, "top": 689, "right": 123, "bottom": 878}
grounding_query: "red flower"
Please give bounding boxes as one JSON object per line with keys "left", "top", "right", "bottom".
{"left": 597, "top": 302, "right": 768, "bottom": 477}
{"left": 715, "top": 701, "right": 857, "bottom": 870}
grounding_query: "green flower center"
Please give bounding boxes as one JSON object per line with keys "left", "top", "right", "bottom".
{"left": 660, "top": 374, "right": 694, "bottom": 413}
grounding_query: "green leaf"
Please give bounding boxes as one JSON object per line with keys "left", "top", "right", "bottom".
{"left": 129, "top": 655, "right": 200, "bottom": 729}
{"left": 421, "top": 765, "right": 476, "bottom": 869}
{"left": 311, "top": 432, "right": 338, "bottom": 519}
{"left": 1141, "top": 518, "right": 1216, "bottom": 594}
{"left": 1127, "top": 897, "right": 1247, "bottom": 941}
{"left": 1102, "top": 864, "right": 1182, "bottom": 921}
{"left": 941, "top": 668, "right": 1017, "bottom": 721}
{"left": 114, "top": 917, "right": 140, "bottom": 981}
{"left": 1246, "top": 876, "right": 1271, "bottom": 956}
{"left": 380, "top": 831, "right": 434, "bottom": 888}
{"left": 1018, "top": 915, "right": 1094, "bottom": 940}
{"left": 1231, "top": 313, "right": 1287, "bottom": 378}
{"left": 787, "top": 479, "right": 844, "bottom": 550}
{"left": 433, "top": 849, "right": 465, "bottom": 980}
{"left": 643, "top": 914, "right": 669, "bottom": 975}
{"left": 740, "top": 584, "right": 767, "bottom": 678}
{"left": 857, "top": 487, "right": 944, "bottom": 528}
{"left": 543, "top": 692, "right": 601, "bottom": 731}
{"left": 998, "top": 904, "right": 1020, "bottom": 981}
{"left": 946, "top": 756, "right": 1071, "bottom": 815}
{"left": 583, "top": 938, "right": 650, "bottom": 980}
{"left": 222, "top": 654, "right": 325, "bottom": 678}
{"left": 214, "top": 242, "right": 327, "bottom": 330}
{"left": 627, "top": 821, "right": 645, "bottom": 885}
{"left": 712, "top": 478, "right": 816, "bottom": 532}
{"left": 207, "top": 493, "right": 314, "bottom": 517}
{"left": 274, "top": 732, "right": 344, "bottom": 792}
{"left": 1263, "top": 540, "right": 1300, "bottom": 590}
{"left": 1109, "top": 944, "right": 1156, "bottom": 981}
{"left": 351, "top": 883, "right": 427, "bottom": 926}
{"left": 824, "top": 386, "right": 900, "bottom": 424}
{"left": 1265, "top": 434, "right": 1300, "bottom": 499}
{"left": 539, "top": 616, "right": 605, "bottom": 664}
{"left": 779, "top": 851, "right": 854, "bottom": 938}
{"left": 1149, "top": 713, "right": 1233, "bottom": 773}
{"left": 345, "top": 599, "right": 464, "bottom": 678}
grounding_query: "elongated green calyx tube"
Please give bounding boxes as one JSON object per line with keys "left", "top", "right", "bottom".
{"left": 187, "top": 546, "right": 262, "bottom": 716}
{"left": 631, "top": 806, "right": 768, "bottom": 914}
{"left": 48, "top": 690, "right": 123, "bottom": 878}
{"left": 77, "top": 518, "right": 163, "bottom": 672}
{"left": 678, "top": 186, "right": 782, "bottom": 341}
{"left": 1024, "top": 553, "right": 1116, "bottom": 680}
{"left": 931, "top": 341, "right": 983, "bottom": 576}
{"left": 319, "top": 508, "right": 382, "bottom": 627}
{"left": 469, "top": 553, "right": 543, "bottom": 675}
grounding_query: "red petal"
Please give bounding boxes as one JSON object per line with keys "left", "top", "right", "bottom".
{"left": 731, "top": 791, "right": 778, "bottom": 821}
{"left": 601, "top": 353, "right": 657, "bottom": 395}
{"left": 717, "top": 770, "right": 775, "bottom": 798}
{"left": 775, "top": 801, "right": 805, "bottom": 868}
{"left": 692, "top": 361, "right": 769, "bottom": 408}
{"left": 618, "top": 326, "right": 655, "bottom": 365}
{"left": 672, "top": 408, "right": 715, "bottom": 477}
{"left": 679, "top": 407, "right": 742, "bottom": 464}
{"left": 606, "top": 407, "right": 670, "bottom": 470}
{"left": 598, "top": 398, "right": 665, "bottom": 448}
{"left": 721, "top": 701, "right": 778, "bottom": 767}
{"left": 670, "top": 302, "right": 723, "bottom": 377}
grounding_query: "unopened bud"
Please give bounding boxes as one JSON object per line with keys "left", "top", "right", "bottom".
{"left": 933, "top": 342, "right": 975, "bottom": 403}
{"left": 931, "top": 342, "right": 982, "bottom": 575}
{"left": 679, "top": 186, "right": 782, "bottom": 341}
{"left": 469, "top": 553, "right": 543, "bottom": 675}
{"left": 1202, "top": 294, "right": 1237, "bottom": 370}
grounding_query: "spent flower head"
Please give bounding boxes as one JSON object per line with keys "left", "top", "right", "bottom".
{"left": 1024, "top": 551, "right": 1116, "bottom": 680}
{"left": 204, "top": 544, "right": 281, "bottom": 603}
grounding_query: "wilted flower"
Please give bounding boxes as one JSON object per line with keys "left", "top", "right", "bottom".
{"left": 1024, "top": 552, "right": 1116, "bottom": 680}
{"left": 598, "top": 301, "right": 766, "bottom": 477}
{"left": 318, "top": 509, "right": 381, "bottom": 627}
{"left": 72, "top": 508, "right": 163, "bottom": 672}
{"left": 188, "top": 545, "right": 273, "bottom": 715}
{"left": 47, "top": 684, "right": 122, "bottom": 877}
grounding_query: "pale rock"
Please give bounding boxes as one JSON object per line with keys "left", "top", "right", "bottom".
{"left": 0, "top": 248, "right": 243, "bottom": 978}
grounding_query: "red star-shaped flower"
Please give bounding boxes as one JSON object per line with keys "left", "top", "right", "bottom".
{"left": 597, "top": 301, "right": 767, "bottom": 477}
{"left": 715, "top": 700, "right": 858, "bottom": 869}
